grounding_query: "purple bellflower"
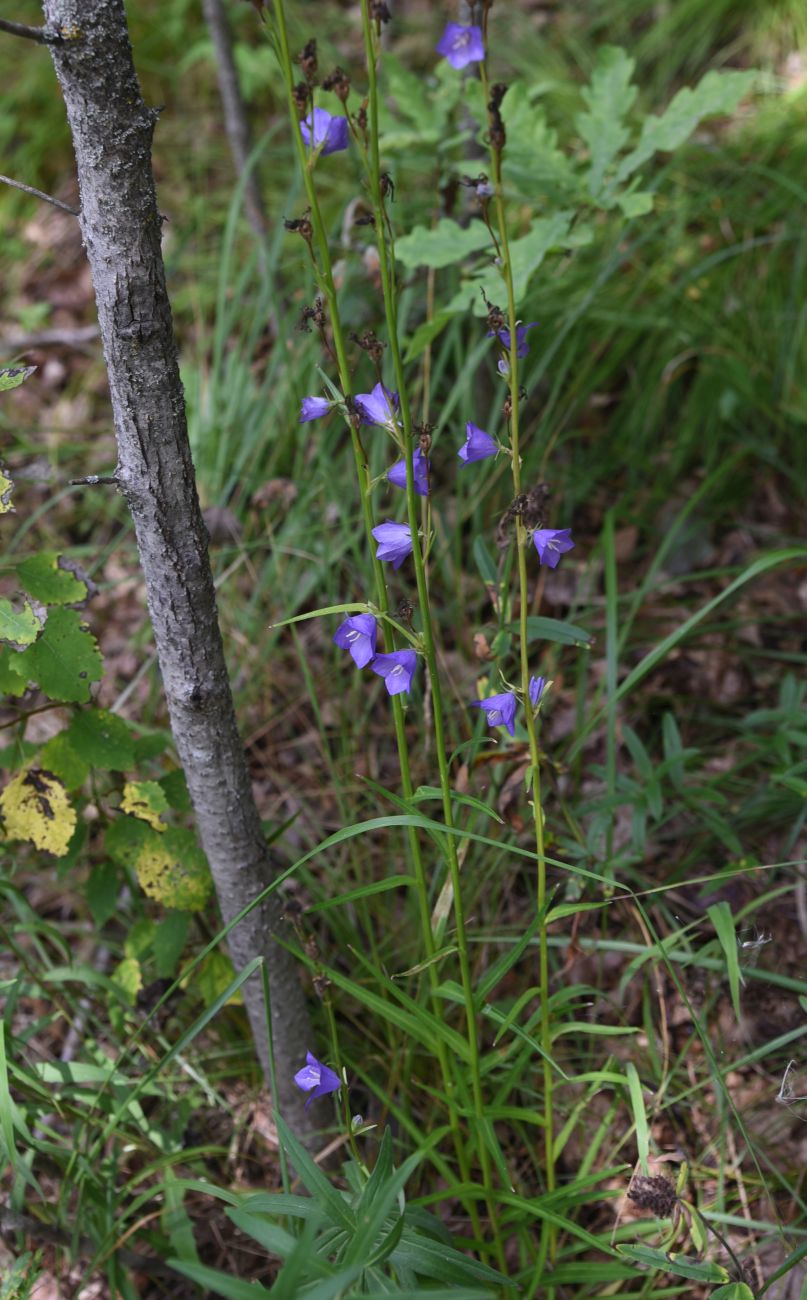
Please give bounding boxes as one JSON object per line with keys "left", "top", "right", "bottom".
{"left": 371, "top": 649, "right": 417, "bottom": 696}
{"left": 355, "top": 383, "right": 400, "bottom": 431}
{"left": 529, "top": 675, "right": 546, "bottom": 707}
{"left": 372, "top": 521, "right": 413, "bottom": 569}
{"left": 532, "top": 528, "right": 575, "bottom": 568}
{"left": 458, "top": 422, "right": 497, "bottom": 465}
{"left": 487, "top": 321, "right": 539, "bottom": 358}
{"left": 471, "top": 691, "right": 518, "bottom": 737}
{"left": 436, "top": 22, "right": 485, "bottom": 70}
{"left": 300, "top": 108, "right": 349, "bottom": 157}
{"left": 299, "top": 395, "right": 334, "bottom": 423}
{"left": 388, "top": 446, "right": 430, "bottom": 497}
{"left": 293, "top": 1051, "right": 342, "bottom": 1107}
{"left": 333, "top": 614, "right": 377, "bottom": 669}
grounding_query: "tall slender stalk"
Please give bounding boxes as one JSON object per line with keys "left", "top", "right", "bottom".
{"left": 478, "top": 53, "right": 556, "bottom": 1278}
{"left": 269, "top": 0, "right": 484, "bottom": 1238}
{"left": 359, "top": 2, "right": 503, "bottom": 1259}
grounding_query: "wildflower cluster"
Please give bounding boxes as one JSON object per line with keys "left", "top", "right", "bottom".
{"left": 293, "top": 27, "right": 571, "bottom": 702}
{"left": 302, "top": 323, "right": 573, "bottom": 704}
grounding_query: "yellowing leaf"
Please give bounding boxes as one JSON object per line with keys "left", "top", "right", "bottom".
{"left": 111, "top": 956, "right": 142, "bottom": 1006}
{"left": 0, "top": 467, "right": 14, "bottom": 514}
{"left": 134, "top": 828, "right": 212, "bottom": 911}
{"left": 121, "top": 780, "right": 169, "bottom": 830}
{"left": 195, "top": 951, "right": 241, "bottom": 1008}
{"left": 0, "top": 765, "right": 76, "bottom": 857}
{"left": 0, "top": 597, "right": 45, "bottom": 651}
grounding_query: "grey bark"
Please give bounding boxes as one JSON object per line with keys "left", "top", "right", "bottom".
{"left": 201, "top": 0, "right": 268, "bottom": 243}
{"left": 40, "top": 0, "right": 313, "bottom": 1138}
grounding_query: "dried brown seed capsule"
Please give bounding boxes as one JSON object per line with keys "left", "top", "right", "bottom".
{"left": 627, "top": 1175, "right": 677, "bottom": 1218}
{"left": 292, "top": 81, "right": 309, "bottom": 117}
{"left": 322, "top": 66, "right": 351, "bottom": 102}
{"left": 298, "top": 38, "right": 318, "bottom": 84}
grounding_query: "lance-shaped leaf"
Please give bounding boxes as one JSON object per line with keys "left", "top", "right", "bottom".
{"left": 0, "top": 765, "right": 77, "bottom": 857}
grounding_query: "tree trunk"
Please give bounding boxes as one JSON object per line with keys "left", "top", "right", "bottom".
{"left": 41, "top": 0, "right": 313, "bottom": 1138}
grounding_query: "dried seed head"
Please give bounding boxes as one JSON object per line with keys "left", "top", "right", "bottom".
{"left": 349, "top": 330, "right": 386, "bottom": 364}
{"left": 397, "top": 597, "right": 414, "bottom": 626}
{"left": 298, "top": 296, "right": 327, "bottom": 333}
{"left": 298, "top": 38, "right": 318, "bottom": 84}
{"left": 370, "top": 0, "right": 391, "bottom": 22}
{"left": 484, "top": 294, "right": 507, "bottom": 338}
{"left": 416, "top": 423, "right": 434, "bottom": 455}
{"left": 292, "top": 81, "right": 310, "bottom": 117}
{"left": 284, "top": 213, "right": 313, "bottom": 244}
{"left": 627, "top": 1175, "right": 677, "bottom": 1218}
{"left": 322, "top": 66, "right": 351, "bottom": 102}
{"left": 380, "top": 172, "right": 395, "bottom": 202}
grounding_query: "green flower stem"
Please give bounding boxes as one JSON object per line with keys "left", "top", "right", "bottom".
{"left": 360, "top": 3, "right": 504, "bottom": 1263}
{"left": 323, "top": 995, "right": 365, "bottom": 1170}
{"left": 479, "top": 58, "right": 556, "bottom": 1266}
{"left": 270, "top": 0, "right": 481, "bottom": 1235}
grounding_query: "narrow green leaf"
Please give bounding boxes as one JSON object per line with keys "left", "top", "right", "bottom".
{"left": 411, "top": 785, "right": 504, "bottom": 823}
{"left": 519, "top": 615, "right": 593, "bottom": 647}
{"left": 625, "top": 1062, "right": 649, "bottom": 1174}
{"left": 307, "top": 875, "right": 416, "bottom": 913}
{"left": 404, "top": 312, "right": 454, "bottom": 363}
{"left": 707, "top": 900, "right": 743, "bottom": 1021}
{"left": 167, "top": 1260, "right": 274, "bottom": 1300}
{"left": 569, "top": 549, "right": 807, "bottom": 758}
{"left": 275, "top": 1113, "right": 356, "bottom": 1233}
{"left": 616, "top": 1243, "right": 728, "bottom": 1283}
{"left": 710, "top": 1286, "right": 755, "bottom": 1300}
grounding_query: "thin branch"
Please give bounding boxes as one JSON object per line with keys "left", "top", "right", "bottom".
{"left": 0, "top": 16, "right": 63, "bottom": 45}
{"left": 2, "top": 323, "right": 99, "bottom": 351}
{"left": 0, "top": 173, "right": 79, "bottom": 215}
{"left": 201, "top": 0, "right": 268, "bottom": 241}
{"left": 69, "top": 474, "right": 118, "bottom": 486}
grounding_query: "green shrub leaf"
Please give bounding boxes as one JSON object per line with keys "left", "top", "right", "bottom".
{"left": 67, "top": 708, "right": 135, "bottom": 770}
{"left": 0, "top": 597, "right": 45, "bottom": 651}
{"left": 17, "top": 552, "right": 89, "bottom": 605}
{"left": 577, "top": 46, "right": 637, "bottom": 197}
{"left": 13, "top": 608, "right": 102, "bottom": 702}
